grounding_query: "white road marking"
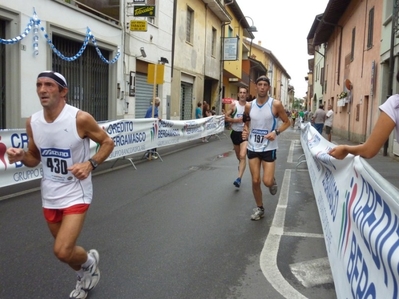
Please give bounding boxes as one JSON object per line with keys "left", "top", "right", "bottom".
{"left": 287, "top": 140, "right": 295, "bottom": 163}
{"left": 260, "top": 170, "right": 308, "bottom": 299}
{"left": 284, "top": 232, "right": 324, "bottom": 238}
{"left": 259, "top": 137, "right": 333, "bottom": 298}
{"left": 290, "top": 257, "right": 334, "bottom": 288}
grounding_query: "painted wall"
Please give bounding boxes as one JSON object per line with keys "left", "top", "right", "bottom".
{"left": 1, "top": 0, "right": 123, "bottom": 127}
{"left": 323, "top": 0, "right": 383, "bottom": 143}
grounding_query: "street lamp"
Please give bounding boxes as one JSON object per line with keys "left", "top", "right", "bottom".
{"left": 237, "top": 16, "right": 257, "bottom": 95}
{"left": 242, "top": 16, "right": 257, "bottom": 33}
{"left": 238, "top": 16, "right": 257, "bottom": 59}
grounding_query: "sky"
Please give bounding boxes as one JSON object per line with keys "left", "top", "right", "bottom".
{"left": 235, "top": 0, "right": 330, "bottom": 98}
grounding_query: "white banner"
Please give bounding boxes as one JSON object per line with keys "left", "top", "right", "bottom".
{"left": 0, "top": 115, "right": 224, "bottom": 188}
{"left": 301, "top": 123, "right": 399, "bottom": 299}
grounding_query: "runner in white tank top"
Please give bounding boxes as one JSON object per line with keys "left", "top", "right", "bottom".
{"left": 241, "top": 76, "right": 291, "bottom": 221}
{"left": 225, "top": 87, "right": 249, "bottom": 188}
{"left": 31, "top": 104, "right": 92, "bottom": 208}
{"left": 247, "top": 97, "right": 278, "bottom": 152}
{"left": 6, "top": 71, "right": 114, "bottom": 299}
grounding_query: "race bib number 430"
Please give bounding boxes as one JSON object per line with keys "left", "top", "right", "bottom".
{"left": 40, "top": 148, "right": 75, "bottom": 182}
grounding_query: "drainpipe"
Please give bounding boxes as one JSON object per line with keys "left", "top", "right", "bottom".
{"left": 316, "top": 15, "right": 346, "bottom": 138}
{"left": 219, "top": 1, "right": 234, "bottom": 113}
{"left": 171, "top": 0, "right": 177, "bottom": 79}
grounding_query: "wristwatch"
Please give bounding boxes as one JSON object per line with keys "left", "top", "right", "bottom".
{"left": 89, "top": 158, "right": 99, "bottom": 170}
{"left": 274, "top": 129, "right": 280, "bottom": 136}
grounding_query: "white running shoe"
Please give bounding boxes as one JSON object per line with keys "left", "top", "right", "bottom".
{"left": 69, "top": 276, "right": 88, "bottom": 299}
{"left": 251, "top": 207, "right": 265, "bottom": 221}
{"left": 69, "top": 249, "right": 100, "bottom": 298}
{"left": 83, "top": 249, "right": 100, "bottom": 291}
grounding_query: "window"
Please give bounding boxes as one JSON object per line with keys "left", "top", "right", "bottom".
{"left": 211, "top": 27, "right": 217, "bottom": 57}
{"left": 71, "top": 0, "right": 120, "bottom": 24}
{"left": 367, "top": 7, "right": 374, "bottom": 49}
{"left": 227, "top": 25, "right": 233, "bottom": 38}
{"left": 52, "top": 35, "right": 110, "bottom": 121}
{"left": 350, "top": 27, "right": 356, "bottom": 61}
{"left": 186, "top": 6, "right": 194, "bottom": 43}
{"left": 147, "top": 0, "right": 156, "bottom": 25}
{"left": 385, "top": 0, "right": 394, "bottom": 20}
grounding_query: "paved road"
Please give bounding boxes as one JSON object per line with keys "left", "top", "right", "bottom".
{"left": 0, "top": 127, "right": 336, "bottom": 299}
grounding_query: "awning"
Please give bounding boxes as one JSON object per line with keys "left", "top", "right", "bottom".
{"left": 222, "top": 98, "right": 235, "bottom": 104}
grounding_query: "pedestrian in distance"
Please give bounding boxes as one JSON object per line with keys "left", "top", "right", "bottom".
{"left": 291, "top": 109, "right": 297, "bottom": 128}
{"left": 242, "top": 76, "right": 291, "bottom": 221}
{"left": 324, "top": 104, "right": 334, "bottom": 142}
{"left": 196, "top": 101, "right": 206, "bottom": 143}
{"left": 196, "top": 101, "right": 203, "bottom": 119}
{"left": 197, "top": 101, "right": 210, "bottom": 143}
{"left": 312, "top": 104, "right": 326, "bottom": 135}
{"left": 328, "top": 70, "right": 399, "bottom": 160}
{"left": 298, "top": 109, "right": 305, "bottom": 125}
{"left": 224, "top": 87, "right": 248, "bottom": 188}
{"left": 144, "top": 97, "right": 161, "bottom": 159}
{"left": 6, "top": 71, "right": 115, "bottom": 299}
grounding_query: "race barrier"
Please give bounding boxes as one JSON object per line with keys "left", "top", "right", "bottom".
{"left": 0, "top": 115, "right": 225, "bottom": 188}
{"left": 301, "top": 122, "right": 399, "bottom": 299}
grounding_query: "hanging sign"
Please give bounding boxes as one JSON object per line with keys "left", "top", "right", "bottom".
{"left": 147, "top": 64, "right": 165, "bottom": 84}
{"left": 130, "top": 20, "right": 147, "bottom": 31}
{"left": 134, "top": 6, "right": 156, "bottom": 17}
{"left": 223, "top": 37, "right": 238, "bottom": 61}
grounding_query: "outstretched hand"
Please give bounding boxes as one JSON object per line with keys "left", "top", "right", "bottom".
{"left": 328, "top": 145, "right": 349, "bottom": 160}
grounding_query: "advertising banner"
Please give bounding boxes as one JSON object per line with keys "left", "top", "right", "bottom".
{"left": 0, "top": 116, "right": 224, "bottom": 188}
{"left": 301, "top": 123, "right": 399, "bottom": 299}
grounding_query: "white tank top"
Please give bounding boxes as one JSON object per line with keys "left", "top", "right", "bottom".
{"left": 231, "top": 101, "right": 246, "bottom": 132}
{"left": 31, "top": 104, "right": 92, "bottom": 208}
{"left": 247, "top": 97, "right": 278, "bottom": 152}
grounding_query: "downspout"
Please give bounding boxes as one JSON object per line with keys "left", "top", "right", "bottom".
{"left": 204, "top": 4, "right": 208, "bottom": 104}
{"left": 219, "top": 1, "right": 233, "bottom": 114}
{"left": 220, "top": 21, "right": 229, "bottom": 114}
{"left": 316, "top": 15, "right": 345, "bottom": 137}
{"left": 171, "top": 0, "right": 177, "bottom": 79}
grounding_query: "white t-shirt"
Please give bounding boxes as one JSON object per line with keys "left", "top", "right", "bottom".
{"left": 379, "top": 94, "right": 399, "bottom": 142}
{"left": 325, "top": 109, "right": 334, "bottom": 127}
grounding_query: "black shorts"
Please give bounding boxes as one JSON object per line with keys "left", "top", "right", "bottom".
{"left": 325, "top": 126, "right": 332, "bottom": 134}
{"left": 230, "top": 130, "right": 245, "bottom": 145}
{"left": 247, "top": 149, "right": 277, "bottom": 162}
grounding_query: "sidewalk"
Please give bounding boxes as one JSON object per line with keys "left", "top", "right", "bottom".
{"left": 330, "top": 132, "right": 399, "bottom": 190}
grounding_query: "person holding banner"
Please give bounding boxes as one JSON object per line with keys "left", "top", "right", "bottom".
{"left": 328, "top": 96, "right": 398, "bottom": 159}
{"left": 6, "top": 71, "right": 114, "bottom": 299}
{"left": 324, "top": 104, "right": 334, "bottom": 142}
{"left": 197, "top": 101, "right": 209, "bottom": 143}
{"left": 224, "top": 87, "right": 248, "bottom": 188}
{"left": 242, "top": 76, "right": 291, "bottom": 221}
{"left": 144, "top": 97, "right": 161, "bottom": 159}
